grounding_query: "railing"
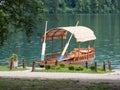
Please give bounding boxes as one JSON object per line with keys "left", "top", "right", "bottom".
{"left": 68, "top": 48, "right": 95, "bottom": 62}
{"left": 45, "top": 52, "right": 61, "bottom": 60}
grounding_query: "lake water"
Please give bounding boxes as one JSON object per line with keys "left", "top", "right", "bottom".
{"left": 0, "top": 14, "right": 120, "bottom": 69}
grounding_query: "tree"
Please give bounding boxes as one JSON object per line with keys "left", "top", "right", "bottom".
{"left": 84, "top": 0, "right": 91, "bottom": 13}
{"left": 91, "top": 0, "right": 100, "bottom": 13}
{"left": 0, "top": 9, "right": 8, "bottom": 45}
{"left": 58, "top": 0, "right": 66, "bottom": 13}
{"left": 1, "top": 0, "right": 44, "bottom": 34}
{"left": 75, "top": 0, "right": 83, "bottom": 13}
{"left": 45, "top": 0, "right": 59, "bottom": 14}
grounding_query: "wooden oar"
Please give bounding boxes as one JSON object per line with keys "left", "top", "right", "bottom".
{"left": 40, "top": 21, "right": 48, "bottom": 61}
{"left": 59, "top": 21, "right": 79, "bottom": 61}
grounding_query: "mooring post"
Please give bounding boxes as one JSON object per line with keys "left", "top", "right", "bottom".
{"left": 22, "top": 59, "right": 26, "bottom": 69}
{"left": 103, "top": 61, "right": 106, "bottom": 71}
{"left": 45, "top": 60, "right": 47, "bottom": 64}
{"left": 31, "top": 61, "right": 35, "bottom": 72}
{"left": 10, "top": 60, "right": 13, "bottom": 70}
{"left": 108, "top": 60, "right": 112, "bottom": 71}
{"left": 85, "top": 61, "right": 88, "bottom": 69}
{"left": 95, "top": 62, "right": 97, "bottom": 72}
{"left": 55, "top": 60, "right": 58, "bottom": 66}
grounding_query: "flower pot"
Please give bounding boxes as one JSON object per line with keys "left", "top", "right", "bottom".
{"left": 13, "top": 61, "right": 18, "bottom": 68}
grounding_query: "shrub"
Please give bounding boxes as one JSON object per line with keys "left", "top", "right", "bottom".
{"left": 68, "top": 65, "right": 74, "bottom": 70}
{"left": 45, "top": 64, "right": 51, "bottom": 70}
{"left": 9, "top": 54, "right": 18, "bottom": 61}
{"left": 75, "top": 66, "right": 84, "bottom": 71}
{"left": 55, "top": 66, "right": 61, "bottom": 70}
{"left": 90, "top": 64, "right": 95, "bottom": 70}
{"left": 51, "top": 66, "right": 56, "bottom": 70}
{"left": 59, "top": 63, "right": 65, "bottom": 68}
{"left": 98, "top": 67, "right": 104, "bottom": 71}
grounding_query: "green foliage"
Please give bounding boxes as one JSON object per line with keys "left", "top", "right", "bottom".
{"left": 68, "top": 65, "right": 75, "bottom": 70}
{"left": 55, "top": 66, "right": 61, "bottom": 70}
{"left": 51, "top": 66, "right": 56, "bottom": 70}
{"left": 9, "top": 54, "right": 18, "bottom": 61}
{"left": 1, "top": 0, "right": 45, "bottom": 34}
{"left": 75, "top": 66, "right": 84, "bottom": 71}
{"left": 90, "top": 64, "right": 95, "bottom": 71}
{"left": 45, "top": 64, "right": 51, "bottom": 70}
{"left": 98, "top": 67, "right": 104, "bottom": 71}
{"left": 59, "top": 63, "right": 65, "bottom": 68}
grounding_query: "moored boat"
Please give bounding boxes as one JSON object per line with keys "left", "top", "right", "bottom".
{"left": 36, "top": 24, "right": 96, "bottom": 67}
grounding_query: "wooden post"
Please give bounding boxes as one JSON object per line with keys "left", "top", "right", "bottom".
{"left": 22, "top": 59, "right": 26, "bottom": 69}
{"left": 10, "top": 60, "right": 13, "bottom": 70}
{"left": 85, "top": 61, "right": 88, "bottom": 69}
{"left": 31, "top": 61, "right": 35, "bottom": 72}
{"left": 55, "top": 60, "right": 58, "bottom": 66}
{"left": 108, "top": 60, "right": 112, "bottom": 71}
{"left": 103, "top": 61, "right": 106, "bottom": 71}
{"left": 45, "top": 60, "right": 47, "bottom": 64}
{"left": 95, "top": 62, "right": 97, "bottom": 72}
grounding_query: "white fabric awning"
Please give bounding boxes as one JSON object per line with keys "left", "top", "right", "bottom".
{"left": 44, "top": 26, "right": 96, "bottom": 42}
{"left": 60, "top": 26, "right": 96, "bottom": 42}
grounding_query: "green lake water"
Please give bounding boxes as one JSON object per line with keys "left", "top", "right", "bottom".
{"left": 0, "top": 14, "right": 120, "bottom": 69}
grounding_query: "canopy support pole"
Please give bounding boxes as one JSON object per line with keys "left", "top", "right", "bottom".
{"left": 87, "top": 41, "right": 90, "bottom": 60}
{"left": 52, "top": 37, "right": 54, "bottom": 58}
{"left": 78, "top": 42, "right": 80, "bottom": 61}
{"left": 88, "top": 41, "right": 90, "bottom": 48}
{"left": 61, "top": 36, "right": 64, "bottom": 53}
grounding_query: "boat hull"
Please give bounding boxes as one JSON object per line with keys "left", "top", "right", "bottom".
{"left": 36, "top": 57, "right": 95, "bottom": 67}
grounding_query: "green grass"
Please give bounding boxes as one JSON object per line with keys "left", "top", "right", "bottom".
{"left": 0, "top": 66, "right": 28, "bottom": 71}
{"left": 36, "top": 67, "right": 112, "bottom": 74}
{"left": 0, "top": 78, "right": 119, "bottom": 90}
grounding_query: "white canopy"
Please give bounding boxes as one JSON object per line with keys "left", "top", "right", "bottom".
{"left": 44, "top": 26, "right": 96, "bottom": 42}
{"left": 60, "top": 26, "right": 96, "bottom": 42}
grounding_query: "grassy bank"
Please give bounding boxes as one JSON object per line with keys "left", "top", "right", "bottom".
{"left": 0, "top": 78, "right": 119, "bottom": 90}
{"left": 35, "top": 64, "right": 112, "bottom": 74}
{"left": 0, "top": 66, "right": 28, "bottom": 71}
{"left": 36, "top": 67, "right": 111, "bottom": 74}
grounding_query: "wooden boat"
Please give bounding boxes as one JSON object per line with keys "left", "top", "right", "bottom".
{"left": 36, "top": 26, "right": 96, "bottom": 67}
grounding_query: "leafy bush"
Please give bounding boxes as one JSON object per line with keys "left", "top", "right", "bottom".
{"left": 51, "top": 66, "right": 56, "bottom": 70}
{"left": 98, "top": 67, "right": 104, "bottom": 71}
{"left": 59, "top": 63, "right": 65, "bottom": 68}
{"left": 75, "top": 66, "right": 84, "bottom": 71}
{"left": 45, "top": 64, "right": 51, "bottom": 70}
{"left": 90, "top": 64, "right": 95, "bottom": 71}
{"left": 9, "top": 54, "right": 18, "bottom": 61}
{"left": 55, "top": 66, "right": 61, "bottom": 70}
{"left": 68, "top": 65, "right": 74, "bottom": 70}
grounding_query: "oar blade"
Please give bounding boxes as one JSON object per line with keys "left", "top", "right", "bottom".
{"left": 40, "top": 42, "right": 46, "bottom": 60}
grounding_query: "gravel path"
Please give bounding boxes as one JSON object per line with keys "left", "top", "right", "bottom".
{"left": 0, "top": 68, "right": 120, "bottom": 82}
